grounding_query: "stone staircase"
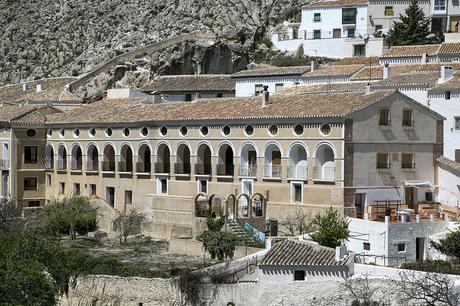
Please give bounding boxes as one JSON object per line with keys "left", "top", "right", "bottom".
{"left": 226, "top": 219, "right": 260, "bottom": 246}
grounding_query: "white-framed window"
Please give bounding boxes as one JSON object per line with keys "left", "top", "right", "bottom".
{"left": 363, "top": 242, "right": 371, "bottom": 251}
{"left": 434, "top": 0, "right": 446, "bottom": 10}
{"left": 291, "top": 182, "right": 303, "bottom": 203}
{"left": 198, "top": 179, "right": 208, "bottom": 194}
{"left": 157, "top": 177, "right": 168, "bottom": 194}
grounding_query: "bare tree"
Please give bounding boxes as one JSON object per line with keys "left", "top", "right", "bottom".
{"left": 280, "top": 208, "right": 315, "bottom": 236}
{"left": 341, "top": 274, "right": 383, "bottom": 306}
{"left": 114, "top": 210, "right": 146, "bottom": 244}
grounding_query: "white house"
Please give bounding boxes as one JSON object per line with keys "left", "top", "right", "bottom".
{"left": 437, "top": 157, "right": 460, "bottom": 209}
{"left": 272, "top": 0, "right": 384, "bottom": 58}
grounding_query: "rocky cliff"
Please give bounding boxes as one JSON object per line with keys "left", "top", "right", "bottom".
{"left": 0, "top": 0, "right": 303, "bottom": 98}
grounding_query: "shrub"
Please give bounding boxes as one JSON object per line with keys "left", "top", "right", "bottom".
{"left": 311, "top": 207, "right": 350, "bottom": 248}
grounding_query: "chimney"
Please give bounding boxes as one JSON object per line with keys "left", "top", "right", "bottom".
{"left": 36, "top": 84, "right": 43, "bottom": 92}
{"left": 335, "top": 245, "right": 347, "bottom": 261}
{"left": 261, "top": 86, "right": 270, "bottom": 107}
{"left": 311, "top": 60, "right": 317, "bottom": 72}
{"left": 152, "top": 91, "right": 162, "bottom": 103}
{"left": 422, "top": 53, "right": 428, "bottom": 63}
{"left": 440, "top": 66, "right": 454, "bottom": 83}
{"left": 22, "top": 83, "right": 28, "bottom": 91}
{"left": 383, "top": 63, "right": 390, "bottom": 80}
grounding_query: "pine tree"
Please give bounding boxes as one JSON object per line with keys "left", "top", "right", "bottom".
{"left": 386, "top": 0, "right": 441, "bottom": 46}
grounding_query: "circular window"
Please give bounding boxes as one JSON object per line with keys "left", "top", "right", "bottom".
{"left": 268, "top": 125, "right": 278, "bottom": 136}
{"left": 26, "top": 129, "right": 36, "bottom": 137}
{"left": 73, "top": 129, "right": 80, "bottom": 137}
{"left": 59, "top": 129, "right": 65, "bottom": 138}
{"left": 180, "top": 126, "right": 188, "bottom": 136}
{"left": 105, "top": 128, "right": 113, "bottom": 137}
{"left": 160, "top": 126, "right": 168, "bottom": 136}
{"left": 320, "top": 124, "right": 331, "bottom": 136}
{"left": 123, "top": 128, "right": 130, "bottom": 137}
{"left": 200, "top": 126, "right": 209, "bottom": 136}
{"left": 245, "top": 125, "right": 254, "bottom": 136}
{"left": 140, "top": 127, "right": 148, "bottom": 137}
{"left": 89, "top": 128, "right": 96, "bottom": 137}
{"left": 294, "top": 124, "right": 304, "bottom": 136}
{"left": 222, "top": 125, "right": 231, "bottom": 136}
{"left": 47, "top": 129, "right": 52, "bottom": 137}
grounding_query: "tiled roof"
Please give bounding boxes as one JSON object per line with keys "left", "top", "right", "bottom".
{"left": 260, "top": 240, "right": 353, "bottom": 267}
{"left": 335, "top": 57, "right": 380, "bottom": 66}
{"left": 302, "top": 0, "right": 367, "bottom": 8}
{"left": 46, "top": 90, "right": 396, "bottom": 125}
{"left": 141, "top": 75, "right": 235, "bottom": 93}
{"left": 372, "top": 72, "right": 439, "bottom": 88}
{"left": 437, "top": 43, "right": 460, "bottom": 55}
{"left": 303, "top": 64, "right": 365, "bottom": 77}
{"left": 412, "top": 63, "right": 460, "bottom": 73}
{"left": 381, "top": 44, "right": 441, "bottom": 58}
{"left": 0, "top": 78, "right": 81, "bottom": 103}
{"left": 0, "top": 104, "right": 45, "bottom": 125}
{"left": 429, "top": 75, "right": 460, "bottom": 91}
{"left": 437, "top": 156, "right": 460, "bottom": 175}
{"left": 278, "top": 82, "right": 369, "bottom": 95}
{"left": 232, "top": 66, "right": 311, "bottom": 78}
{"left": 351, "top": 66, "right": 383, "bottom": 80}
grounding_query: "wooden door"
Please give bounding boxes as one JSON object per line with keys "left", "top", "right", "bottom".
{"left": 405, "top": 187, "right": 415, "bottom": 210}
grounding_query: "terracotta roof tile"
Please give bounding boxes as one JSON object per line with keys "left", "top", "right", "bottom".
{"left": 232, "top": 66, "right": 311, "bottom": 78}
{"left": 412, "top": 63, "right": 460, "bottom": 73}
{"left": 46, "top": 90, "right": 396, "bottom": 125}
{"left": 141, "top": 75, "right": 235, "bottom": 93}
{"left": 303, "top": 64, "right": 365, "bottom": 77}
{"left": 429, "top": 75, "right": 460, "bottom": 91}
{"left": 303, "top": 0, "right": 367, "bottom": 8}
{"left": 335, "top": 57, "right": 380, "bottom": 66}
{"left": 278, "top": 82, "right": 369, "bottom": 94}
{"left": 260, "top": 240, "right": 353, "bottom": 267}
{"left": 438, "top": 43, "right": 460, "bottom": 54}
{"left": 437, "top": 156, "right": 460, "bottom": 176}
{"left": 0, "top": 104, "right": 45, "bottom": 124}
{"left": 381, "top": 44, "right": 441, "bottom": 58}
{"left": 372, "top": 72, "right": 439, "bottom": 88}
{"left": 351, "top": 66, "right": 384, "bottom": 80}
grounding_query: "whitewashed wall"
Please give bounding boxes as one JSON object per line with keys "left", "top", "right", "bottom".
{"left": 234, "top": 76, "right": 303, "bottom": 97}
{"left": 438, "top": 165, "right": 460, "bottom": 207}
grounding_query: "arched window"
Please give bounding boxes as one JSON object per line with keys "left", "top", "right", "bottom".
{"left": 175, "top": 144, "right": 191, "bottom": 175}
{"left": 264, "top": 143, "right": 282, "bottom": 178}
{"left": 102, "top": 145, "right": 116, "bottom": 172}
{"left": 45, "top": 145, "right": 54, "bottom": 170}
{"left": 156, "top": 143, "right": 171, "bottom": 174}
{"left": 240, "top": 143, "right": 257, "bottom": 177}
{"left": 119, "top": 145, "right": 133, "bottom": 173}
{"left": 196, "top": 144, "right": 212, "bottom": 175}
{"left": 288, "top": 144, "right": 308, "bottom": 180}
{"left": 87, "top": 144, "right": 99, "bottom": 171}
{"left": 57, "top": 145, "right": 67, "bottom": 170}
{"left": 315, "top": 144, "right": 335, "bottom": 181}
{"left": 217, "top": 144, "right": 234, "bottom": 176}
{"left": 71, "top": 145, "right": 83, "bottom": 171}
{"left": 137, "top": 144, "right": 151, "bottom": 173}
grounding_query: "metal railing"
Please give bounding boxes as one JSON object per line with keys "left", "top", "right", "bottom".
{"left": 136, "top": 162, "right": 151, "bottom": 173}
{"left": 263, "top": 164, "right": 282, "bottom": 178}
{"left": 44, "top": 158, "right": 53, "bottom": 170}
{"left": 71, "top": 161, "right": 83, "bottom": 171}
{"left": 287, "top": 165, "right": 308, "bottom": 180}
{"left": 216, "top": 164, "right": 234, "bottom": 176}
{"left": 174, "top": 163, "right": 191, "bottom": 175}
{"left": 314, "top": 165, "right": 335, "bottom": 181}
{"left": 86, "top": 160, "right": 99, "bottom": 172}
{"left": 118, "top": 161, "right": 133, "bottom": 173}
{"left": 102, "top": 161, "right": 115, "bottom": 172}
{"left": 154, "top": 162, "right": 170, "bottom": 174}
{"left": 239, "top": 165, "right": 257, "bottom": 177}
{"left": 195, "top": 163, "right": 212, "bottom": 175}
{"left": 57, "top": 159, "right": 67, "bottom": 171}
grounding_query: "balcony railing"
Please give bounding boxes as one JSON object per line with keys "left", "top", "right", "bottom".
{"left": 71, "top": 161, "right": 83, "bottom": 171}
{"left": 287, "top": 165, "right": 308, "bottom": 180}
{"left": 86, "top": 160, "right": 99, "bottom": 172}
{"left": 57, "top": 159, "right": 67, "bottom": 171}
{"left": 195, "top": 163, "right": 212, "bottom": 175}
{"left": 118, "top": 161, "right": 133, "bottom": 173}
{"left": 154, "top": 162, "right": 170, "bottom": 174}
{"left": 174, "top": 163, "right": 191, "bottom": 175}
{"left": 102, "top": 161, "right": 115, "bottom": 172}
{"left": 216, "top": 164, "right": 234, "bottom": 176}
{"left": 264, "top": 164, "right": 282, "bottom": 178}
{"left": 0, "top": 159, "right": 10, "bottom": 170}
{"left": 239, "top": 165, "right": 257, "bottom": 177}
{"left": 136, "top": 162, "right": 151, "bottom": 173}
{"left": 315, "top": 165, "right": 335, "bottom": 181}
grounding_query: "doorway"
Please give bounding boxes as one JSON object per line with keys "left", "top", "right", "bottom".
{"left": 416, "top": 237, "right": 425, "bottom": 261}
{"left": 405, "top": 187, "right": 415, "bottom": 210}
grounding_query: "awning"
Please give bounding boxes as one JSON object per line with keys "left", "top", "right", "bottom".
{"left": 402, "top": 180, "right": 435, "bottom": 189}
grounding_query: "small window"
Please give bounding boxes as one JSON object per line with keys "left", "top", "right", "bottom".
{"left": 456, "top": 149, "right": 460, "bottom": 163}
{"left": 397, "top": 243, "right": 406, "bottom": 252}
{"left": 59, "top": 182, "right": 65, "bottom": 195}
{"left": 123, "top": 128, "right": 130, "bottom": 137}
{"left": 255, "top": 84, "right": 264, "bottom": 96}
{"left": 363, "top": 242, "right": 371, "bottom": 251}
{"left": 26, "top": 129, "right": 36, "bottom": 137}
{"left": 47, "top": 129, "right": 52, "bottom": 137}
{"left": 294, "top": 270, "right": 306, "bottom": 281}
{"left": 401, "top": 153, "right": 415, "bottom": 169}
{"left": 455, "top": 117, "right": 460, "bottom": 130}
{"left": 73, "top": 129, "right": 80, "bottom": 137}
{"left": 105, "top": 128, "right": 113, "bottom": 137}
{"left": 320, "top": 124, "right": 331, "bottom": 136}
{"left": 125, "top": 190, "right": 133, "bottom": 205}
{"left": 402, "top": 109, "right": 414, "bottom": 127}
{"left": 376, "top": 153, "right": 390, "bottom": 169}
{"left": 292, "top": 183, "right": 302, "bottom": 203}
{"left": 222, "top": 125, "right": 231, "bottom": 136}
{"left": 140, "top": 127, "right": 148, "bottom": 137}
{"left": 375, "top": 25, "right": 383, "bottom": 32}
{"left": 245, "top": 125, "right": 254, "bottom": 136}
{"left": 74, "top": 183, "right": 80, "bottom": 195}
{"left": 347, "top": 28, "right": 355, "bottom": 38}
{"left": 24, "top": 146, "right": 38, "bottom": 164}
{"left": 384, "top": 6, "right": 394, "bottom": 16}
{"left": 200, "top": 126, "right": 209, "bottom": 136}
{"left": 160, "top": 126, "right": 168, "bottom": 136}
{"left": 354, "top": 44, "right": 365, "bottom": 57}
{"left": 185, "top": 93, "right": 192, "bottom": 101}
{"left": 333, "top": 28, "right": 341, "bottom": 38}
{"left": 379, "top": 109, "right": 390, "bottom": 126}
{"left": 180, "top": 126, "right": 188, "bottom": 136}
{"left": 313, "top": 30, "right": 321, "bottom": 39}
{"left": 445, "top": 91, "right": 451, "bottom": 100}
{"left": 46, "top": 174, "right": 51, "bottom": 187}
{"left": 268, "top": 125, "right": 278, "bottom": 136}
{"left": 292, "top": 27, "right": 299, "bottom": 39}
{"left": 314, "top": 13, "right": 321, "bottom": 22}
{"left": 24, "top": 177, "right": 37, "bottom": 191}
{"left": 90, "top": 184, "right": 97, "bottom": 196}
{"left": 59, "top": 129, "right": 65, "bottom": 138}
{"left": 294, "top": 124, "right": 304, "bottom": 136}
{"left": 89, "top": 128, "right": 96, "bottom": 137}
{"left": 159, "top": 178, "right": 168, "bottom": 194}
{"left": 426, "top": 192, "right": 434, "bottom": 202}
{"left": 199, "top": 179, "right": 208, "bottom": 193}
{"left": 217, "top": 93, "right": 223, "bottom": 98}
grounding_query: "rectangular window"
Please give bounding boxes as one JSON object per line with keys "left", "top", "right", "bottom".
{"left": 445, "top": 91, "right": 451, "bottom": 100}
{"left": 185, "top": 93, "right": 192, "bottom": 102}
{"left": 375, "top": 25, "right": 383, "bottom": 32}
{"left": 59, "top": 182, "right": 65, "bottom": 195}
{"left": 313, "top": 30, "right": 321, "bottom": 39}
{"left": 292, "top": 26, "right": 299, "bottom": 39}
{"left": 376, "top": 153, "right": 390, "bottom": 169}
{"left": 106, "top": 187, "right": 115, "bottom": 207}
{"left": 24, "top": 146, "right": 38, "bottom": 164}
{"left": 354, "top": 44, "right": 365, "bottom": 56}
{"left": 342, "top": 8, "right": 356, "bottom": 24}
{"left": 384, "top": 6, "right": 394, "bottom": 16}
{"left": 291, "top": 183, "right": 303, "bottom": 203}
{"left": 333, "top": 28, "right": 341, "bottom": 38}
{"left": 28, "top": 201, "right": 40, "bottom": 207}
{"left": 379, "top": 108, "right": 390, "bottom": 126}
{"left": 402, "top": 109, "right": 414, "bottom": 126}
{"left": 125, "top": 190, "right": 132, "bottom": 205}
{"left": 294, "top": 270, "right": 306, "bottom": 281}
{"left": 46, "top": 174, "right": 51, "bottom": 187}
{"left": 355, "top": 193, "right": 366, "bottom": 217}
{"left": 90, "top": 184, "right": 96, "bottom": 196}
{"left": 347, "top": 28, "right": 355, "bottom": 38}
{"left": 199, "top": 179, "right": 208, "bottom": 194}
{"left": 456, "top": 150, "right": 460, "bottom": 163}
{"left": 157, "top": 178, "right": 168, "bottom": 194}
{"left": 216, "top": 93, "right": 223, "bottom": 98}
{"left": 455, "top": 117, "right": 460, "bottom": 130}
{"left": 401, "top": 153, "right": 415, "bottom": 169}
{"left": 363, "top": 242, "right": 371, "bottom": 251}
{"left": 74, "top": 183, "right": 80, "bottom": 195}
{"left": 255, "top": 84, "right": 264, "bottom": 96}
{"left": 24, "top": 177, "right": 37, "bottom": 190}
{"left": 426, "top": 192, "right": 434, "bottom": 202}
{"left": 435, "top": 0, "right": 446, "bottom": 10}
{"left": 275, "top": 83, "right": 284, "bottom": 93}
{"left": 397, "top": 243, "right": 406, "bottom": 252}
{"left": 314, "top": 13, "right": 321, "bottom": 22}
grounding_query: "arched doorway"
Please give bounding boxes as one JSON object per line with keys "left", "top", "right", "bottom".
{"left": 264, "top": 143, "right": 282, "bottom": 178}
{"left": 237, "top": 194, "right": 250, "bottom": 218}
{"left": 57, "top": 145, "right": 67, "bottom": 170}
{"left": 288, "top": 144, "right": 308, "bottom": 180}
{"left": 137, "top": 144, "right": 151, "bottom": 173}
{"left": 196, "top": 143, "right": 212, "bottom": 175}
{"left": 226, "top": 194, "right": 237, "bottom": 220}
{"left": 87, "top": 144, "right": 99, "bottom": 171}
{"left": 315, "top": 144, "right": 335, "bottom": 181}
{"left": 103, "top": 144, "right": 116, "bottom": 172}
{"left": 71, "top": 145, "right": 83, "bottom": 171}
{"left": 175, "top": 143, "right": 191, "bottom": 175}
{"left": 240, "top": 143, "right": 257, "bottom": 177}
{"left": 251, "top": 193, "right": 265, "bottom": 217}
{"left": 217, "top": 144, "right": 234, "bottom": 176}
{"left": 120, "top": 144, "right": 133, "bottom": 172}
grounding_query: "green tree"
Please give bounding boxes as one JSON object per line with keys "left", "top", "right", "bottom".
{"left": 198, "top": 215, "right": 238, "bottom": 261}
{"left": 311, "top": 207, "right": 349, "bottom": 248}
{"left": 431, "top": 228, "right": 460, "bottom": 260}
{"left": 386, "top": 0, "right": 441, "bottom": 46}
{"left": 0, "top": 200, "right": 22, "bottom": 233}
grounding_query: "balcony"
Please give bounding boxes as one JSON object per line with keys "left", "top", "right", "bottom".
{"left": 102, "top": 161, "right": 115, "bottom": 172}
{"left": 71, "top": 162, "right": 83, "bottom": 172}
{"left": 239, "top": 165, "right": 257, "bottom": 178}
{"left": 136, "top": 162, "right": 151, "bottom": 174}
{"left": 44, "top": 158, "right": 53, "bottom": 170}
{"left": 56, "top": 160, "right": 67, "bottom": 171}
{"left": 314, "top": 165, "right": 335, "bottom": 182}
{"left": 195, "top": 163, "right": 212, "bottom": 176}
{"left": 216, "top": 164, "right": 234, "bottom": 177}
{"left": 263, "top": 164, "right": 282, "bottom": 179}
{"left": 154, "top": 162, "right": 170, "bottom": 175}
{"left": 118, "top": 161, "right": 133, "bottom": 173}
{"left": 174, "top": 163, "right": 191, "bottom": 175}
{"left": 86, "top": 161, "right": 99, "bottom": 172}
{"left": 0, "top": 159, "right": 10, "bottom": 170}
{"left": 287, "top": 166, "right": 308, "bottom": 180}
